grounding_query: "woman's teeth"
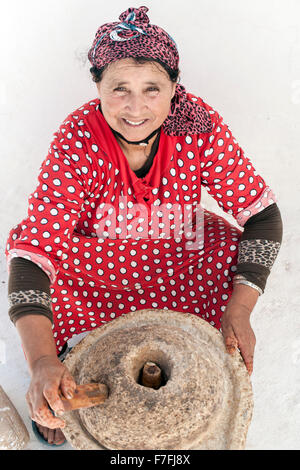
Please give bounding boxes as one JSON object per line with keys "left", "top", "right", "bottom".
{"left": 124, "top": 119, "right": 146, "bottom": 126}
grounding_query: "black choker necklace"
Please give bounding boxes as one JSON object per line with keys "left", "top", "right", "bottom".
{"left": 110, "top": 126, "right": 161, "bottom": 146}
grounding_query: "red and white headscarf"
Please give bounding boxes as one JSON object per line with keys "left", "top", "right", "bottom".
{"left": 88, "top": 6, "right": 212, "bottom": 136}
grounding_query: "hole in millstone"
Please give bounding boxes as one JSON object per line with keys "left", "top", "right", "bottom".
{"left": 137, "top": 361, "right": 168, "bottom": 390}
{"left": 131, "top": 348, "right": 172, "bottom": 390}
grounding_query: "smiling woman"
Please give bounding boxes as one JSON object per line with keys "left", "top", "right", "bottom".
{"left": 5, "top": 5, "right": 282, "bottom": 447}
{"left": 90, "top": 57, "right": 179, "bottom": 166}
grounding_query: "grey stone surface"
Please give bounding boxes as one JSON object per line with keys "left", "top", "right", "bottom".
{"left": 62, "top": 309, "right": 253, "bottom": 450}
{"left": 0, "top": 385, "right": 30, "bottom": 450}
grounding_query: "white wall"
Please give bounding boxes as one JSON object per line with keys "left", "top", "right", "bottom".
{"left": 0, "top": 0, "right": 299, "bottom": 449}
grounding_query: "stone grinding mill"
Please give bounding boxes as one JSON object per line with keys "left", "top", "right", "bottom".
{"left": 61, "top": 309, "right": 253, "bottom": 450}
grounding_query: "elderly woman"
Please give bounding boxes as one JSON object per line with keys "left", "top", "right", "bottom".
{"left": 6, "top": 6, "right": 282, "bottom": 446}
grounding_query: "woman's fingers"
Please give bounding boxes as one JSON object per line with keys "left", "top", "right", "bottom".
{"left": 235, "top": 331, "right": 255, "bottom": 375}
{"left": 43, "top": 383, "right": 65, "bottom": 415}
{"left": 31, "top": 395, "right": 65, "bottom": 428}
{"left": 37, "top": 406, "right": 65, "bottom": 429}
{"left": 225, "top": 335, "right": 239, "bottom": 354}
{"left": 25, "top": 356, "right": 76, "bottom": 428}
{"left": 27, "top": 379, "right": 66, "bottom": 427}
{"left": 221, "top": 313, "right": 255, "bottom": 376}
{"left": 221, "top": 318, "right": 238, "bottom": 354}
{"left": 225, "top": 331, "right": 254, "bottom": 375}
{"left": 60, "top": 368, "right": 77, "bottom": 400}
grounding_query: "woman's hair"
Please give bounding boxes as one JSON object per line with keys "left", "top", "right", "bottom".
{"left": 90, "top": 56, "right": 181, "bottom": 84}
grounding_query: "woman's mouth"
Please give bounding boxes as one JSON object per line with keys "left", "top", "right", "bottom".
{"left": 122, "top": 118, "right": 148, "bottom": 128}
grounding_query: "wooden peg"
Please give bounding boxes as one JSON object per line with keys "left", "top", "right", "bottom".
{"left": 141, "top": 361, "right": 162, "bottom": 389}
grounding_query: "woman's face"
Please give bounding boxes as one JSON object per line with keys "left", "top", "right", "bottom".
{"left": 96, "top": 58, "right": 176, "bottom": 144}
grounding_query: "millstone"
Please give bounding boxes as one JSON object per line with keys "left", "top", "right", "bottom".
{"left": 62, "top": 309, "right": 253, "bottom": 450}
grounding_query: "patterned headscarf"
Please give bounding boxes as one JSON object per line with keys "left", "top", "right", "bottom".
{"left": 88, "top": 6, "right": 212, "bottom": 136}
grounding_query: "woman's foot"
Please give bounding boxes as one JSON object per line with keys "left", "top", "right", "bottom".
{"left": 35, "top": 422, "right": 66, "bottom": 445}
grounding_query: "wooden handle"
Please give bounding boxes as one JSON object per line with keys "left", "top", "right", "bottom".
{"left": 58, "top": 383, "right": 108, "bottom": 412}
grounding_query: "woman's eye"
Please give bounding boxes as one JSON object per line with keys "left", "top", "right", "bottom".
{"left": 114, "top": 87, "right": 159, "bottom": 92}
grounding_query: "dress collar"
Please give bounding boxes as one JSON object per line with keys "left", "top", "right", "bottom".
{"left": 87, "top": 99, "right": 177, "bottom": 205}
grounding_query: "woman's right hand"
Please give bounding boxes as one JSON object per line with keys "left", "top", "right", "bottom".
{"left": 26, "top": 354, "right": 77, "bottom": 429}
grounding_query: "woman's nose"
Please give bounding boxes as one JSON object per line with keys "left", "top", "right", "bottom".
{"left": 126, "top": 95, "right": 147, "bottom": 116}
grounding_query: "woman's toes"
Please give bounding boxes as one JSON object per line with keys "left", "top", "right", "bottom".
{"left": 47, "top": 428, "right": 55, "bottom": 444}
{"left": 54, "top": 428, "right": 65, "bottom": 445}
{"left": 36, "top": 423, "right": 65, "bottom": 445}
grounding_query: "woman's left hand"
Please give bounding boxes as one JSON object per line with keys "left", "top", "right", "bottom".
{"left": 220, "top": 299, "right": 256, "bottom": 376}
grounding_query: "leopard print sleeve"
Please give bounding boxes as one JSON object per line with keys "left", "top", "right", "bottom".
{"left": 237, "top": 239, "right": 281, "bottom": 270}
{"left": 8, "top": 289, "right": 52, "bottom": 309}
{"left": 8, "top": 256, "right": 53, "bottom": 324}
{"left": 234, "top": 203, "right": 283, "bottom": 294}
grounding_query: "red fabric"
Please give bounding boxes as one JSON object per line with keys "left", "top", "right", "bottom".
{"left": 5, "top": 94, "right": 275, "bottom": 353}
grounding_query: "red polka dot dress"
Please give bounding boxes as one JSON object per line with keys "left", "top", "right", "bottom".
{"left": 5, "top": 93, "right": 277, "bottom": 353}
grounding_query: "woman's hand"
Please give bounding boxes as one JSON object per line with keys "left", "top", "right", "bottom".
{"left": 220, "top": 283, "right": 259, "bottom": 376}
{"left": 26, "top": 354, "right": 77, "bottom": 429}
